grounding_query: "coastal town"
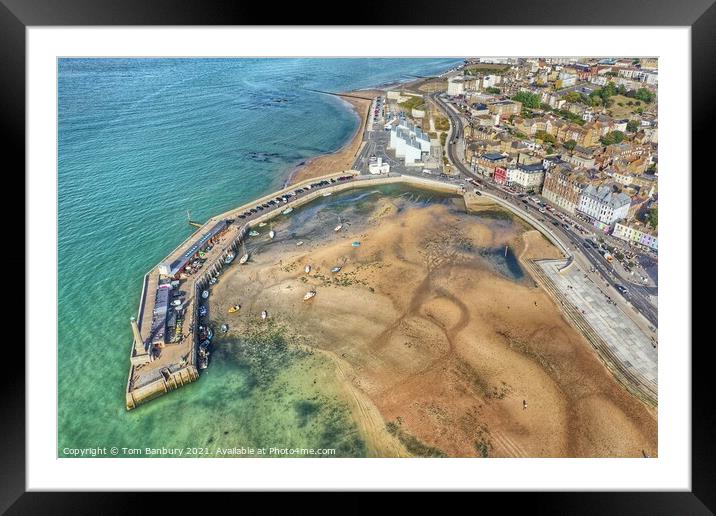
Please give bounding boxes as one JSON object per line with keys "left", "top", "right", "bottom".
{"left": 124, "top": 57, "right": 658, "bottom": 458}
{"left": 353, "top": 57, "right": 657, "bottom": 328}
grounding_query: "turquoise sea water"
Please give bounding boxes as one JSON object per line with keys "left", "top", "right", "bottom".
{"left": 57, "top": 58, "right": 462, "bottom": 457}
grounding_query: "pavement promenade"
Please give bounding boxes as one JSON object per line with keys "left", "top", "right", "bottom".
{"left": 537, "top": 259, "right": 658, "bottom": 404}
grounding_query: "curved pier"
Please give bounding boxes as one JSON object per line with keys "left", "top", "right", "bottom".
{"left": 126, "top": 170, "right": 598, "bottom": 410}
{"left": 125, "top": 170, "right": 465, "bottom": 410}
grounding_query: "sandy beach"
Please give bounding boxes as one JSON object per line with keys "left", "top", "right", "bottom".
{"left": 207, "top": 190, "right": 657, "bottom": 457}
{"left": 286, "top": 90, "right": 383, "bottom": 186}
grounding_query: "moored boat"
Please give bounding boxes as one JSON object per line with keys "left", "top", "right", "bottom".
{"left": 304, "top": 264, "right": 311, "bottom": 273}
{"left": 282, "top": 207, "right": 294, "bottom": 215}
{"left": 334, "top": 224, "right": 343, "bottom": 232}
{"left": 296, "top": 241, "right": 304, "bottom": 246}
{"left": 228, "top": 304, "right": 241, "bottom": 313}
{"left": 221, "top": 324, "right": 229, "bottom": 333}
{"left": 201, "top": 290, "right": 209, "bottom": 299}
{"left": 249, "top": 230, "right": 260, "bottom": 237}
{"left": 261, "top": 310, "right": 268, "bottom": 320}
{"left": 331, "top": 266, "right": 341, "bottom": 273}
{"left": 322, "top": 191, "right": 332, "bottom": 197}
{"left": 198, "top": 305, "right": 207, "bottom": 316}
{"left": 303, "top": 290, "right": 316, "bottom": 301}
{"left": 239, "top": 253, "right": 249, "bottom": 264}
{"left": 269, "top": 230, "right": 275, "bottom": 239}
{"left": 224, "top": 253, "right": 235, "bottom": 264}
{"left": 352, "top": 241, "right": 361, "bottom": 247}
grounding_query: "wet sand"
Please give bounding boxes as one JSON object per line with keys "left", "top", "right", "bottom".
{"left": 207, "top": 190, "right": 657, "bottom": 457}
{"left": 286, "top": 90, "right": 382, "bottom": 186}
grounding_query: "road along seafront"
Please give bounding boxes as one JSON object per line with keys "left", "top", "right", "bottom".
{"left": 125, "top": 170, "right": 463, "bottom": 410}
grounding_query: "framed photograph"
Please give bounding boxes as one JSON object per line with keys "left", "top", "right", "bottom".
{"left": 7, "top": 0, "right": 708, "bottom": 511}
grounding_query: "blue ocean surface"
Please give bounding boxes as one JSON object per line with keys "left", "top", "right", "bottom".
{"left": 57, "top": 58, "right": 462, "bottom": 457}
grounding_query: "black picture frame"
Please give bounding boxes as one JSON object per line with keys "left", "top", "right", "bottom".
{"left": 5, "top": 0, "right": 708, "bottom": 512}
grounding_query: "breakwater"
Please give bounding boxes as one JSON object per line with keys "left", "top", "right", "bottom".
{"left": 127, "top": 171, "right": 581, "bottom": 410}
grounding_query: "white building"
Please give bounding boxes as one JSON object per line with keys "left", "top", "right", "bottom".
{"left": 389, "top": 120, "right": 431, "bottom": 166}
{"left": 508, "top": 163, "right": 545, "bottom": 192}
{"left": 577, "top": 185, "right": 631, "bottom": 225}
{"left": 368, "top": 156, "right": 390, "bottom": 175}
{"left": 557, "top": 71, "right": 577, "bottom": 88}
{"left": 447, "top": 76, "right": 466, "bottom": 96}
{"left": 482, "top": 74, "right": 502, "bottom": 89}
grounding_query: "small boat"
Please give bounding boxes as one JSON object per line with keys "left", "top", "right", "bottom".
{"left": 206, "top": 328, "right": 214, "bottom": 341}
{"left": 209, "top": 277, "right": 217, "bottom": 285}
{"left": 220, "top": 324, "right": 229, "bottom": 333}
{"left": 200, "top": 340, "right": 211, "bottom": 351}
{"left": 249, "top": 230, "right": 260, "bottom": 237}
{"left": 305, "top": 264, "right": 311, "bottom": 273}
{"left": 228, "top": 304, "right": 241, "bottom": 313}
{"left": 352, "top": 241, "right": 361, "bottom": 247}
{"left": 239, "top": 253, "right": 249, "bottom": 264}
{"left": 269, "top": 230, "right": 275, "bottom": 239}
{"left": 198, "top": 305, "right": 207, "bottom": 316}
{"left": 334, "top": 224, "right": 343, "bottom": 232}
{"left": 198, "top": 353, "right": 209, "bottom": 370}
{"left": 224, "top": 253, "right": 235, "bottom": 265}
{"left": 261, "top": 310, "right": 268, "bottom": 320}
{"left": 296, "top": 241, "right": 304, "bottom": 246}
{"left": 259, "top": 222, "right": 268, "bottom": 227}
{"left": 282, "top": 207, "right": 294, "bottom": 215}
{"left": 303, "top": 290, "right": 317, "bottom": 301}
{"left": 201, "top": 290, "right": 209, "bottom": 299}
{"left": 331, "top": 266, "right": 341, "bottom": 273}
{"left": 322, "top": 192, "right": 332, "bottom": 197}
{"left": 171, "top": 299, "right": 182, "bottom": 307}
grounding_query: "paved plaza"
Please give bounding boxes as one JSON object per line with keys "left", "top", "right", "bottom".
{"left": 539, "top": 259, "right": 658, "bottom": 395}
